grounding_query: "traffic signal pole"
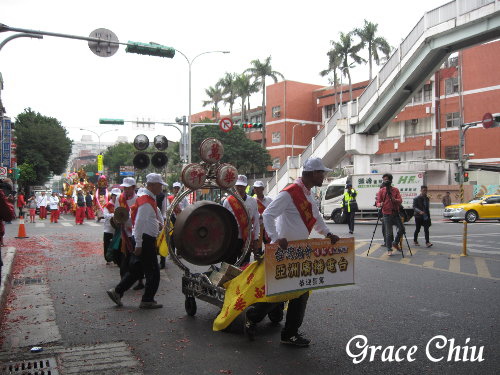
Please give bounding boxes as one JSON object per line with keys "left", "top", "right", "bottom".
{"left": 457, "top": 121, "right": 479, "bottom": 203}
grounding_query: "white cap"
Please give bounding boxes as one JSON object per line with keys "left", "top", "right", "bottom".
{"left": 77, "top": 187, "right": 82, "bottom": 191}
{"left": 120, "top": 177, "right": 136, "bottom": 187}
{"left": 303, "top": 158, "right": 332, "bottom": 172}
{"left": 253, "top": 180, "right": 264, "bottom": 188}
{"left": 235, "top": 175, "right": 248, "bottom": 186}
{"left": 111, "top": 188, "right": 122, "bottom": 196}
{"left": 146, "top": 173, "right": 168, "bottom": 186}
{"left": 173, "top": 182, "right": 182, "bottom": 188}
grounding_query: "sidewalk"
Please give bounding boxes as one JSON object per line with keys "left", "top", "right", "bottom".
{"left": 0, "top": 246, "right": 16, "bottom": 316}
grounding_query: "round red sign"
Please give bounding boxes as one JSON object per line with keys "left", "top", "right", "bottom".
{"left": 482, "top": 112, "right": 494, "bottom": 128}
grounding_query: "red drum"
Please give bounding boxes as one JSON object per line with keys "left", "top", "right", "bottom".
{"left": 181, "top": 163, "right": 207, "bottom": 190}
{"left": 216, "top": 163, "right": 238, "bottom": 189}
{"left": 199, "top": 138, "right": 224, "bottom": 163}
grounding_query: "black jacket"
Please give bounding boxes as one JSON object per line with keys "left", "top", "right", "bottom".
{"left": 413, "top": 195, "right": 430, "bottom": 217}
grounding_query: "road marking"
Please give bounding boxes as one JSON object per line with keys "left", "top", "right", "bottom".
{"left": 448, "top": 257, "right": 460, "bottom": 273}
{"left": 474, "top": 257, "right": 492, "bottom": 278}
{"left": 432, "top": 240, "right": 498, "bottom": 250}
{"left": 423, "top": 260, "right": 435, "bottom": 268}
{"left": 469, "top": 249, "right": 500, "bottom": 255}
{"left": 86, "top": 222, "right": 100, "bottom": 227}
{"left": 358, "top": 243, "right": 381, "bottom": 257}
{"left": 61, "top": 223, "right": 72, "bottom": 227}
{"left": 35, "top": 223, "right": 45, "bottom": 228}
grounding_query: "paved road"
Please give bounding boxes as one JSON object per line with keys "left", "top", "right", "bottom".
{"left": 0, "top": 215, "right": 499, "bottom": 374}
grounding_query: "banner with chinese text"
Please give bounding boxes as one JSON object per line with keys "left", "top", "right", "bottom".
{"left": 264, "top": 237, "right": 355, "bottom": 296}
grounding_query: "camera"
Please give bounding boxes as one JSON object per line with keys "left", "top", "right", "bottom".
{"left": 383, "top": 180, "right": 392, "bottom": 187}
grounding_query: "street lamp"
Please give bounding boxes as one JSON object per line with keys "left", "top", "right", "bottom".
{"left": 79, "top": 128, "right": 119, "bottom": 154}
{"left": 174, "top": 49, "right": 230, "bottom": 163}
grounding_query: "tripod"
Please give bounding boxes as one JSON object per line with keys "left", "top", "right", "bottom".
{"left": 367, "top": 187, "right": 412, "bottom": 257}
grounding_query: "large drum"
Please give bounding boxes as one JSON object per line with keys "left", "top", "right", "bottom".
{"left": 173, "top": 201, "right": 239, "bottom": 266}
{"left": 181, "top": 163, "right": 207, "bottom": 190}
{"left": 199, "top": 138, "right": 224, "bottom": 163}
{"left": 215, "top": 163, "right": 238, "bottom": 189}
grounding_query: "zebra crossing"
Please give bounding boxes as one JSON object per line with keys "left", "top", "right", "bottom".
{"left": 355, "top": 240, "right": 500, "bottom": 281}
{"left": 28, "top": 220, "right": 101, "bottom": 228}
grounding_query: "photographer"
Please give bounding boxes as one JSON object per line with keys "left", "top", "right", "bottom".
{"left": 342, "top": 183, "right": 358, "bottom": 234}
{"left": 0, "top": 178, "right": 15, "bottom": 281}
{"left": 413, "top": 185, "right": 432, "bottom": 247}
{"left": 376, "top": 173, "right": 405, "bottom": 256}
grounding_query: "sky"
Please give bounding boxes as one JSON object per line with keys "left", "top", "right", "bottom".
{"left": 1, "top": 0, "right": 449, "bottom": 145}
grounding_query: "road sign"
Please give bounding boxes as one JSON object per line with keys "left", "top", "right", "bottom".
{"left": 219, "top": 117, "right": 234, "bottom": 133}
{"left": 97, "top": 154, "right": 104, "bottom": 173}
{"left": 88, "top": 28, "right": 119, "bottom": 57}
{"left": 482, "top": 112, "right": 494, "bottom": 128}
{"left": 120, "top": 165, "right": 135, "bottom": 176}
{"left": 0, "top": 166, "right": 7, "bottom": 177}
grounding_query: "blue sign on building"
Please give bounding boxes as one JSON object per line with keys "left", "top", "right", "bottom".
{"left": 1, "top": 117, "right": 11, "bottom": 168}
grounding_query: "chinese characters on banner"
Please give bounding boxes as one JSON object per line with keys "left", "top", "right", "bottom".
{"left": 264, "top": 237, "right": 355, "bottom": 296}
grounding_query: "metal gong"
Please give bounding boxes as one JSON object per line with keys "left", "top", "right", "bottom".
{"left": 113, "top": 206, "right": 129, "bottom": 225}
{"left": 173, "top": 201, "right": 239, "bottom": 266}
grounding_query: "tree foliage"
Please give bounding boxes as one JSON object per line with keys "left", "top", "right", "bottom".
{"left": 18, "top": 162, "right": 37, "bottom": 191}
{"left": 14, "top": 108, "right": 73, "bottom": 184}
{"left": 192, "top": 125, "right": 271, "bottom": 174}
{"left": 354, "top": 20, "right": 391, "bottom": 80}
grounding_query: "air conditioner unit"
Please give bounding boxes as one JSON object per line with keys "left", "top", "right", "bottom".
{"left": 425, "top": 139, "right": 431, "bottom": 147}
{"left": 394, "top": 142, "right": 399, "bottom": 150}
{"left": 274, "top": 111, "right": 281, "bottom": 118}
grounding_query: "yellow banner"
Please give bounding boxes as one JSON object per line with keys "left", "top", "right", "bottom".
{"left": 264, "top": 237, "right": 355, "bottom": 296}
{"left": 97, "top": 154, "right": 104, "bottom": 172}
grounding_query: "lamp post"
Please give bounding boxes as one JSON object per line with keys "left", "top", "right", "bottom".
{"left": 79, "top": 128, "right": 118, "bottom": 154}
{"left": 174, "top": 49, "right": 230, "bottom": 163}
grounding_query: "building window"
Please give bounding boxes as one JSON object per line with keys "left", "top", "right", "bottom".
{"left": 423, "top": 84, "right": 432, "bottom": 102}
{"left": 384, "top": 122, "right": 400, "bottom": 138}
{"left": 393, "top": 157, "right": 401, "bottom": 163}
{"left": 445, "top": 56, "right": 459, "bottom": 68}
{"left": 446, "top": 112, "right": 461, "bottom": 128}
{"left": 272, "top": 106, "right": 281, "bottom": 118}
{"left": 445, "top": 77, "right": 459, "bottom": 95}
{"left": 272, "top": 157, "right": 281, "bottom": 169}
{"left": 272, "top": 131, "right": 281, "bottom": 143}
{"left": 325, "top": 104, "right": 334, "bottom": 119}
{"left": 413, "top": 89, "right": 422, "bottom": 104}
{"left": 445, "top": 145, "right": 459, "bottom": 160}
{"left": 405, "top": 119, "right": 417, "bottom": 136}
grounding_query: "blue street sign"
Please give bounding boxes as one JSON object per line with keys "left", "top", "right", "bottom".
{"left": 119, "top": 171, "right": 135, "bottom": 176}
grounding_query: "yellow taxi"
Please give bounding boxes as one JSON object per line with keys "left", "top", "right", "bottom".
{"left": 443, "top": 194, "right": 500, "bottom": 223}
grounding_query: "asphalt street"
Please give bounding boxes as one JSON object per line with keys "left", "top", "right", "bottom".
{"left": 0, "top": 213, "right": 499, "bottom": 375}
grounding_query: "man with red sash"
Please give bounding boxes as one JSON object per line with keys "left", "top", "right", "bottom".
{"left": 244, "top": 158, "right": 339, "bottom": 347}
{"left": 223, "top": 175, "right": 260, "bottom": 265}
{"left": 253, "top": 180, "right": 272, "bottom": 252}
{"left": 115, "top": 177, "right": 144, "bottom": 290}
{"left": 107, "top": 173, "right": 166, "bottom": 309}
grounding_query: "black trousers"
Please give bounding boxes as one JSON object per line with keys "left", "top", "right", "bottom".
{"left": 115, "top": 234, "right": 159, "bottom": 302}
{"left": 103, "top": 232, "right": 114, "bottom": 261}
{"left": 247, "top": 292, "right": 309, "bottom": 337}
{"left": 414, "top": 216, "right": 430, "bottom": 243}
{"left": 224, "top": 238, "right": 251, "bottom": 265}
{"left": 346, "top": 211, "right": 355, "bottom": 232}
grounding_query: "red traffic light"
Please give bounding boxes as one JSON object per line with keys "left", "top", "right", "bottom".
{"left": 464, "top": 172, "right": 469, "bottom": 178}
{"left": 8, "top": 169, "right": 12, "bottom": 174}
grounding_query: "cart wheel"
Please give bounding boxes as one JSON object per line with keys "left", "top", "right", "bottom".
{"left": 185, "top": 297, "right": 197, "bottom": 316}
{"left": 267, "top": 305, "right": 284, "bottom": 323}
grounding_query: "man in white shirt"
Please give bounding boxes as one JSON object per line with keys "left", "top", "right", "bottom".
{"left": 37, "top": 191, "right": 48, "bottom": 220}
{"left": 222, "top": 175, "right": 260, "bottom": 265}
{"left": 252, "top": 180, "right": 273, "bottom": 254}
{"left": 49, "top": 192, "right": 60, "bottom": 223}
{"left": 245, "top": 158, "right": 340, "bottom": 347}
{"left": 107, "top": 173, "right": 166, "bottom": 309}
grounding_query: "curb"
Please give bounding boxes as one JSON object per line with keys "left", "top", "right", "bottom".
{"left": 0, "top": 246, "right": 17, "bottom": 316}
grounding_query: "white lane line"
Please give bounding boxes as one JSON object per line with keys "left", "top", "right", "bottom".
{"left": 35, "top": 223, "right": 45, "bottom": 228}
{"left": 432, "top": 240, "right": 498, "bottom": 250}
{"left": 61, "top": 223, "right": 72, "bottom": 227}
{"left": 86, "top": 222, "right": 100, "bottom": 227}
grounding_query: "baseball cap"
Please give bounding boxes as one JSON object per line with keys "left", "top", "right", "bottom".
{"left": 235, "top": 175, "right": 248, "bottom": 186}
{"left": 253, "top": 180, "right": 264, "bottom": 188}
{"left": 120, "top": 177, "right": 136, "bottom": 187}
{"left": 111, "top": 188, "right": 122, "bottom": 196}
{"left": 303, "top": 158, "right": 332, "bottom": 172}
{"left": 173, "top": 182, "right": 182, "bottom": 188}
{"left": 146, "top": 173, "right": 168, "bottom": 186}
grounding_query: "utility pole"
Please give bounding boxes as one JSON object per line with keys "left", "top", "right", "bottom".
{"left": 457, "top": 121, "right": 479, "bottom": 203}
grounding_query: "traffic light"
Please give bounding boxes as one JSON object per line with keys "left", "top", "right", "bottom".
{"left": 241, "top": 123, "right": 263, "bottom": 129}
{"left": 132, "top": 134, "right": 169, "bottom": 170}
{"left": 13, "top": 167, "right": 20, "bottom": 179}
{"left": 126, "top": 41, "right": 175, "bottom": 58}
{"left": 464, "top": 172, "right": 469, "bottom": 182}
{"left": 99, "top": 118, "right": 125, "bottom": 125}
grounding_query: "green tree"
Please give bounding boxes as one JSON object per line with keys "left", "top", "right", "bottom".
{"left": 233, "top": 74, "right": 259, "bottom": 125}
{"left": 202, "top": 85, "right": 224, "bottom": 119}
{"left": 320, "top": 48, "right": 343, "bottom": 110}
{"left": 354, "top": 20, "right": 391, "bottom": 80}
{"left": 191, "top": 125, "right": 271, "bottom": 174}
{"left": 331, "top": 32, "right": 365, "bottom": 102}
{"left": 17, "top": 162, "right": 37, "bottom": 192}
{"left": 14, "top": 108, "right": 73, "bottom": 184}
{"left": 217, "top": 72, "right": 238, "bottom": 118}
{"left": 245, "top": 56, "right": 284, "bottom": 147}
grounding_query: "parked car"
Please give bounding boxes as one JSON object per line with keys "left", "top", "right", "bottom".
{"left": 443, "top": 194, "right": 500, "bottom": 223}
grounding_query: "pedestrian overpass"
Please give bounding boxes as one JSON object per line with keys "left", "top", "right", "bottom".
{"left": 267, "top": 0, "right": 500, "bottom": 197}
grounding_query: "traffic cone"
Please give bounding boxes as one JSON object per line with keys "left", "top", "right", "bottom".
{"left": 15, "top": 216, "right": 29, "bottom": 239}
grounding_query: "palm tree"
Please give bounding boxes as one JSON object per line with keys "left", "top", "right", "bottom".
{"left": 217, "top": 72, "right": 238, "bottom": 118}
{"left": 354, "top": 20, "right": 392, "bottom": 80}
{"left": 245, "top": 56, "right": 284, "bottom": 147}
{"left": 202, "top": 85, "right": 223, "bottom": 120}
{"left": 233, "top": 74, "right": 259, "bottom": 124}
{"left": 331, "top": 32, "right": 365, "bottom": 102}
{"left": 320, "top": 48, "right": 343, "bottom": 110}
